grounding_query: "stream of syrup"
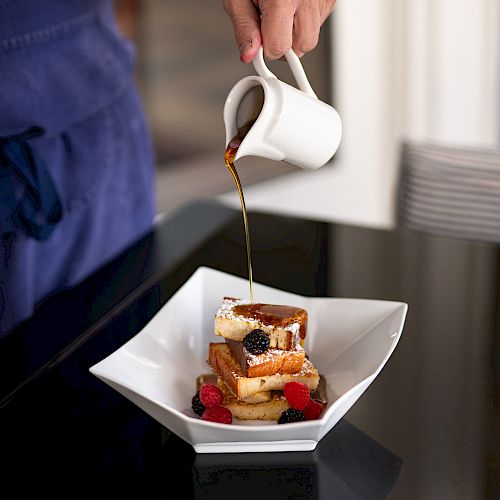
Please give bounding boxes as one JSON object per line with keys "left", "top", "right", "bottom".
{"left": 224, "top": 122, "right": 255, "bottom": 304}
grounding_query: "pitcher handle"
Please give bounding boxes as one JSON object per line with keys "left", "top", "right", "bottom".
{"left": 252, "top": 46, "right": 318, "bottom": 100}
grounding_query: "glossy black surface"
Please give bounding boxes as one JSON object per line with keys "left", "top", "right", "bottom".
{"left": 0, "top": 201, "right": 498, "bottom": 498}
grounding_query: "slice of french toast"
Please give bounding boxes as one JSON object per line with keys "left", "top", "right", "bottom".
{"left": 217, "top": 378, "right": 289, "bottom": 421}
{"left": 208, "top": 342, "right": 319, "bottom": 401}
{"left": 225, "top": 338, "right": 305, "bottom": 377}
{"left": 214, "top": 297, "right": 308, "bottom": 350}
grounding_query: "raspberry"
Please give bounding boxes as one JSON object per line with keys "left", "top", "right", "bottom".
{"left": 278, "top": 409, "right": 306, "bottom": 424}
{"left": 199, "top": 384, "right": 224, "bottom": 407}
{"left": 243, "top": 329, "right": 270, "bottom": 355}
{"left": 191, "top": 391, "right": 205, "bottom": 416}
{"left": 283, "top": 381, "right": 311, "bottom": 410}
{"left": 303, "top": 399, "right": 324, "bottom": 420}
{"left": 202, "top": 406, "right": 233, "bottom": 424}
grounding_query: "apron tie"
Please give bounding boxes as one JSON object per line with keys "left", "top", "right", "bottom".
{"left": 0, "top": 127, "right": 62, "bottom": 240}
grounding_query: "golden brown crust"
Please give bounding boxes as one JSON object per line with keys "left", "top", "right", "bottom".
{"left": 208, "top": 343, "right": 319, "bottom": 400}
{"left": 225, "top": 339, "right": 305, "bottom": 377}
{"left": 279, "top": 350, "right": 306, "bottom": 374}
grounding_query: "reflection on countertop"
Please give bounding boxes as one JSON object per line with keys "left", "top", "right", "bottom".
{"left": 145, "top": 418, "right": 403, "bottom": 500}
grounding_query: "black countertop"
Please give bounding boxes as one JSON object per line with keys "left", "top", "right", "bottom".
{"left": 0, "top": 201, "right": 498, "bottom": 498}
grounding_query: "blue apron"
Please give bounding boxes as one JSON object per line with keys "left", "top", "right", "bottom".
{"left": 0, "top": 0, "right": 156, "bottom": 336}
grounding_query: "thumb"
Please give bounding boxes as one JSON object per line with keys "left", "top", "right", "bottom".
{"left": 224, "top": 0, "right": 262, "bottom": 63}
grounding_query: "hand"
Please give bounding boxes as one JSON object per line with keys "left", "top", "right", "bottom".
{"left": 223, "top": 0, "right": 336, "bottom": 63}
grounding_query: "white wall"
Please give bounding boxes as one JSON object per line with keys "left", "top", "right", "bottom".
{"left": 219, "top": 0, "right": 500, "bottom": 229}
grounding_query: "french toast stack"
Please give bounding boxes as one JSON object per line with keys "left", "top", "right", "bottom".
{"left": 206, "top": 297, "right": 321, "bottom": 421}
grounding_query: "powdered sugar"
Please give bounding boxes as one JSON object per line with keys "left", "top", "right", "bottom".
{"left": 230, "top": 357, "right": 317, "bottom": 380}
{"left": 215, "top": 298, "right": 304, "bottom": 342}
{"left": 245, "top": 348, "right": 282, "bottom": 366}
{"left": 215, "top": 297, "right": 250, "bottom": 320}
{"left": 244, "top": 344, "right": 304, "bottom": 366}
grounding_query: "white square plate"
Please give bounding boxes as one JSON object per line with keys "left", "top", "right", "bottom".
{"left": 90, "top": 267, "right": 407, "bottom": 453}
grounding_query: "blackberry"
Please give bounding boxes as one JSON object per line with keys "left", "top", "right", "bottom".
{"left": 278, "top": 409, "right": 306, "bottom": 424}
{"left": 243, "top": 329, "right": 270, "bottom": 355}
{"left": 192, "top": 391, "right": 205, "bottom": 416}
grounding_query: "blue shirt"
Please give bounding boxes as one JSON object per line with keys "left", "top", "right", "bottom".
{"left": 0, "top": 0, "right": 155, "bottom": 335}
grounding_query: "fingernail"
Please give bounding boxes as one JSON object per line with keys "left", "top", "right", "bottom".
{"left": 239, "top": 40, "right": 252, "bottom": 56}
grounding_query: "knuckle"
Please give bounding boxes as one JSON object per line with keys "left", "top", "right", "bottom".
{"left": 233, "top": 20, "right": 255, "bottom": 37}
{"left": 262, "top": 0, "right": 295, "bottom": 8}
{"left": 298, "top": 37, "right": 318, "bottom": 53}
{"left": 267, "top": 40, "right": 292, "bottom": 58}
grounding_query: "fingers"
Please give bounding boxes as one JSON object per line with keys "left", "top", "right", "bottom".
{"left": 320, "top": 0, "right": 337, "bottom": 24}
{"left": 292, "top": 2, "right": 321, "bottom": 57}
{"left": 259, "top": 1, "right": 296, "bottom": 60}
{"left": 224, "top": 0, "right": 337, "bottom": 63}
{"left": 224, "top": 0, "right": 262, "bottom": 63}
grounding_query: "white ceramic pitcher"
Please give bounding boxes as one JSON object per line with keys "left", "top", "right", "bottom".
{"left": 224, "top": 47, "right": 342, "bottom": 170}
